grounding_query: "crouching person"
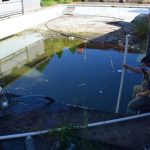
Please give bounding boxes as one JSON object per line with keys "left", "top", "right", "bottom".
{"left": 128, "top": 87, "right": 150, "bottom": 113}
{"left": 123, "top": 56, "right": 150, "bottom": 114}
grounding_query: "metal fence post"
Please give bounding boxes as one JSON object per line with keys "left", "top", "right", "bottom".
{"left": 21, "top": 0, "right": 24, "bottom": 15}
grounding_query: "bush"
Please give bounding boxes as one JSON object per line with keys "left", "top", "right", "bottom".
{"left": 133, "top": 15, "right": 149, "bottom": 39}
{"left": 41, "top": 0, "right": 80, "bottom": 6}
{"left": 41, "top": 0, "right": 57, "bottom": 6}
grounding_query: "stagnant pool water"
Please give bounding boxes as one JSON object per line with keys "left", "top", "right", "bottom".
{"left": 7, "top": 41, "right": 142, "bottom": 114}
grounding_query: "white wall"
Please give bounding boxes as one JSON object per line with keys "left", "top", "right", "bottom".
{"left": 0, "top": 0, "right": 22, "bottom": 17}
{"left": 0, "top": 5, "right": 63, "bottom": 40}
{"left": 0, "top": 0, "right": 41, "bottom": 16}
{"left": 23, "top": 0, "right": 41, "bottom": 12}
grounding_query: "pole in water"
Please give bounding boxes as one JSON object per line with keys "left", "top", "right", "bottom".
{"left": 109, "top": 55, "right": 114, "bottom": 71}
{"left": 115, "top": 34, "right": 130, "bottom": 113}
{"left": 84, "top": 39, "right": 88, "bottom": 60}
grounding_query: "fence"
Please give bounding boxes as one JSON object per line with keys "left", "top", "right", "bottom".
{"left": 0, "top": 0, "right": 23, "bottom": 19}
{"left": 0, "top": 0, "right": 41, "bottom": 19}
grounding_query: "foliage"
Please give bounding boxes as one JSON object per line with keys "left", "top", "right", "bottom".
{"left": 44, "top": 38, "right": 82, "bottom": 56}
{"left": 133, "top": 15, "right": 149, "bottom": 39}
{"left": 41, "top": 0, "right": 57, "bottom": 6}
{"left": 50, "top": 125, "right": 78, "bottom": 149}
{"left": 41, "top": 0, "right": 81, "bottom": 6}
{"left": 47, "top": 112, "right": 127, "bottom": 150}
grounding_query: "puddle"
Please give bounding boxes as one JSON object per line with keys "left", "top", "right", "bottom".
{"left": 1, "top": 38, "right": 143, "bottom": 113}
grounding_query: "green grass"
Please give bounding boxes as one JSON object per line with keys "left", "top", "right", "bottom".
{"left": 41, "top": 0, "right": 58, "bottom": 6}
{"left": 41, "top": 0, "right": 81, "bottom": 6}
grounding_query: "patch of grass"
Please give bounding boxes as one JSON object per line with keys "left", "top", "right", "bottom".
{"left": 41, "top": 0, "right": 81, "bottom": 6}
{"left": 41, "top": 0, "right": 58, "bottom": 6}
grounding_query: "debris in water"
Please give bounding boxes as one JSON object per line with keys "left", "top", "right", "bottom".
{"left": 117, "top": 70, "right": 122, "bottom": 73}
{"left": 83, "top": 39, "right": 88, "bottom": 43}
{"left": 78, "top": 83, "right": 86, "bottom": 87}
{"left": 68, "top": 36, "right": 75, "bottom": 40}
{"left": 99, "top": 90, "right": 103, "bottom": 94}
{"left": 15, "top": 87, "right": 25, "bottom": 91}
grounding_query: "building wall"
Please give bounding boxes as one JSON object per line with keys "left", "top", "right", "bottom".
{"left": 23, "top": 0, "right": 41, "bottom": 12}
{"left": 0, "top": 0, "right": 22, "bottom": 18}
{"left": 0, "top": 0, "right": 41, "bottom": 18}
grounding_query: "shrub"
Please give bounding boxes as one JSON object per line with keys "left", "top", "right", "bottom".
{"left": 41, "top": 0, "right": 80, "bottom": 6}
{"left": 133, "top": 15, "right": 149, "bottom": 39}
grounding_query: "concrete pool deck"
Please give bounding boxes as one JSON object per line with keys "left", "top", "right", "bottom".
{"left": 0, "top": 3, "right": 149, "bottom": 41}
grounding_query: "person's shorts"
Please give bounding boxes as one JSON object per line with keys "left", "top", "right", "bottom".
{"left": 127, "top": 96, "right": 150, "bottom": 114}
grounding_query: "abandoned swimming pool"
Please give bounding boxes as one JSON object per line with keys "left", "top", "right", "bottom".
{"left": 6, "top": 39, "right": 143, "bottom": 114}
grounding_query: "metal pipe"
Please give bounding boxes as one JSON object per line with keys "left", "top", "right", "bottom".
{"left": 0, "top": 130, "right": 49, "bottom": 140}
{"left": 1, "top": 112, "right": 150, "bottom": 140}
{"left": 115, "top": 34, "right": 130, "bottom": 113}
{"left": 87, "top": 112, "right": 150, "bottom": 128}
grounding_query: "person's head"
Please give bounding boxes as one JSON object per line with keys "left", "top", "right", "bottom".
{"left": 141, "top": 56, "right": 150, "bottom": 66}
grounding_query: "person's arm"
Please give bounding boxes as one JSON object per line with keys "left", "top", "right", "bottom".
{"left": 123, "top": 64, "right": 142, "bottom": 74}
{"left": 136, "top": 90, "right": 150, "bottom": 97}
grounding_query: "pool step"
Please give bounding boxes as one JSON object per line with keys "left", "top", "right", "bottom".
{"left": 62, "top": 6, "right": 75, "bottom": 15}
{"left": 0, "top": 33, "right": 44, "bottom": 77}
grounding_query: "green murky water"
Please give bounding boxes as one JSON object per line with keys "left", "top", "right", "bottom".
{"left": 2, "top": 38, "right": 142, "bottom": 113}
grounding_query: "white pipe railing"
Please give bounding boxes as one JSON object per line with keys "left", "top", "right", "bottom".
{"left": 87, "top": 112, "right": 150, "bottom": 127}
{"left": 0, "top": 130, "right": 49, "bottom": 140}
{"left": 1, "top": 112, "right": 150, "bottom": 140}
{"left": 115, "top": 34, "right": 130, "bottom": 113}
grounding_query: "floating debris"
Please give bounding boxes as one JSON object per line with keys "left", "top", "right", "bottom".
{"left": 68, "top": 36, "right": 75, "bottom": 40}
{"left": 83, "top": 39, "right": 88, "bottom": 43}
{"left": 15, "top": 87, "right": 25, "bottom": 91}
{"left": 99, "top": 90, "right": 103, "bottom": 94}
{"left": 117, "top": 70, "right": 122, "bottom": 73}
{"left": 78, "top": 83, "right": 86, "bottom": 87}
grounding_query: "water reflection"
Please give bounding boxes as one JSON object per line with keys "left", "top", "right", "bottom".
{"left": 7, "top": 41, "right": 143, "bottom": 113}
{"left": 0, "top": 37, "right": 45, "bottom": 83}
